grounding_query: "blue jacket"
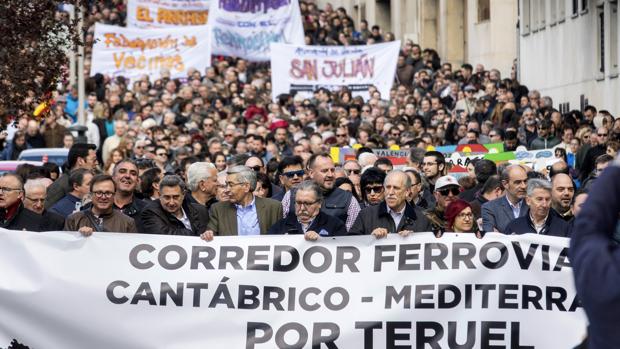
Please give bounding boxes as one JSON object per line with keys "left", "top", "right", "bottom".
{"left": 49, "top": 194, "right": 82, "bottom": 219}
{"left": 503, "top": 209, "right": 570, "bottom": 237}
{"left": 481, "top": 196, "right": 528, "bottom": 233}
{"left": 570, "top": 164, "right": 620, "bottom": 349}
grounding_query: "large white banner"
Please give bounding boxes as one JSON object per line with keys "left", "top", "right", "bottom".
{"left": 271, "top": 41, "right": 401, "bottom": 101}
{"left": 209, "top": 0, "right": 304, "bottom": 61}
{"left": 0, "top": 230, "right": 587, "bottom": 348}
{"left": 90, "top": 23, "right": 211, "bottom": 82}
{"left": 126, "top": 0, "right": 210, "bottom": 28}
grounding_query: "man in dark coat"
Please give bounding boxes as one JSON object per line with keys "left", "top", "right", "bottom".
{"left": 0, "top": 173, "right": 44, "bottom": 231}
{"left": 140, "top": 175, "right": 208, "bottom": 236}
{"left": 350, "top": 171, "right": 432, "bottom": 237}
{"left": 45, "top": 143, "right": 98, "bottom": 208}
{"left": 268, "top": 181, "right": 346, "bottom": 239}
{"left": 503, "top": 179, "right": 570, "bottom": 237}
{"left": 23, "top": 178, "right": 64, "bottom": 231}
{"left": 570, "top": 156, "right": 620, "bottom": 349}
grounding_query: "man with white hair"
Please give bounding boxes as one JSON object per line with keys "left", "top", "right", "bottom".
{"left": 184, "top": 162, "right": 218, "bottom": 211}
{"left": 24, "top": 178, "right": 65, "bottom": 231}
{"left": 503, "top": 179, "right": 570, "bottom": 237}
{"left": 358, "top": 152, "right": 378, "bottom": 169}
{"left": 200, "top": 166, "right": 282, "bottom": 240}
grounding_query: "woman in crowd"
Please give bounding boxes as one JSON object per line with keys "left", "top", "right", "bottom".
{"left": 439, "top": 199, "right": 483, "bottom": 238}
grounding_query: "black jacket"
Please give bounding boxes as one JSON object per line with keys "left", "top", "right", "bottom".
{"left": 0, "top": 204, "right": 45, "bottom": 231}
{"left": 570, "top": 165, "right": 620, "bottom": 349}
{"left": 267, "top": 211, "right": 347, "bottom": 236}
{"left": 40, "top": 210, "right": 65, "bottom": 231}
{"left": 349, "top": 201, "right": 433, "bottom": 235}
{"left": 503, "top": 209, "right": 570, "bottom": 237}
{"left": 139, "top": 200, "right": 209, "bottom": 236}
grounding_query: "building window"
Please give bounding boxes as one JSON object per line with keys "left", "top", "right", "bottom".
{"left": 478, "top": 0, "right": 491, "bottom": 22}
{"left": 550, "top": 0, "right": 558, "bottom": 25}
{"left": 572, "top": 0, "right": 579, "bottom": 16}
{"left": 598, "top": 4, "right": 605, "bottom": 74}
{"left": 582, "top": 0, "right": 589, "bottom": 12}
{"left": 540, "top": 0, "right": 547, "bottom": 28}
{"left": 611, "top": 1, "right": 618, "bottom": 75}
{"left": 522, "top": 0, "right": 531, "bottom": 34}
{"left": 532, "top": 0, "right": 539, "bottom": 32}
{"left": 559, "top": 0, "right": 566, "bottom": 21}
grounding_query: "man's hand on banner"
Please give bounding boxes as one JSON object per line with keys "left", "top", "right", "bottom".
{"left": 200, "top": 230, "right": 214, "bottom": 242}
{"left": 304, "top": 231, "right": 319, "bottom": 241}
{"left": 78, "top": 227, "right": 94, "bottom": 237}
{"left": 398, "top": 230, "right": 413, "bottom": 237}
{"left": 371, "top": 227, "right": 388, "bottom": 239}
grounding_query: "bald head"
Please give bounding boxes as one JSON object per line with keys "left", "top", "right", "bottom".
{"left": 551, "top": 173, "right": 575, "bottom": 214}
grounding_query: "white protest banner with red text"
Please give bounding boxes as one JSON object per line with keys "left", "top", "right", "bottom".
{"left": 126, "top": 0, "right": 210, "bottom": 28}
{"left": 0, "top": 230, "right": 586, "bottom": 348}
{"left": 209, "top": 0, "right": 304, "bottom": 61}
{"left": 271, "top": 41, "right": 400, "bottom": 101}
{"left": 90, "top": 23, "right": 211, "bottom": 82}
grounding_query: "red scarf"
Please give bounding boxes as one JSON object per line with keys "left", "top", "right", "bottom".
{"left": 1, "top": 200, "right": 21, "bottom": 223}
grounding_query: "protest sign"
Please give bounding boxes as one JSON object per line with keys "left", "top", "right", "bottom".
{"left": 0, "top": 229, "right": 587, "bottom": 348}
{"left": 372, "top": 148, "right": 409, "bottom": 167}
{"left": 90, "top": 23, "right": 211, "bottom": 82}
{"left": 271, "top": 41, "right": 400, "bottom": 101}
{"left": 209, "top": 0, "right": 304, "bottom": 61}
{"left": 126, "top": 0, "right": 210, "bottom": 28}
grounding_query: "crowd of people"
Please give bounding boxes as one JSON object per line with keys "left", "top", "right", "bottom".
{"left": 0, "top": 1, "right": 618, "bottom": 244}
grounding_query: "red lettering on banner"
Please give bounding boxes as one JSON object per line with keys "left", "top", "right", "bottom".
{"left": 290, "top": 59, "right": 318, "bottom": 80}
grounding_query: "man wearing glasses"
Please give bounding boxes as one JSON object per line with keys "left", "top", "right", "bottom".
{"left": 141, "top": 175, "right": 209, "bottom": 236}
{"left": 200, "top": 166, "right": 282, "bottom": 240}
{"left": 268, "top": 181, "right": 346, "bottom": 239}
{"left": 281, "top": 153, "right": 361, "bottom": 232}
{"left": 23, "top": 178, "right": 64, "bottom": 231}
{"left": 350, "top": 171, "right": 432, "bottom": 237}
{"left": 581, "top": 126, "right": 610, "bottom": 181}
{"left": 0, "top": 174, "right": 44, "bottom": 231}
{"left": 424, "top": 175, "right": 462, "bottom": 232}
{"left": 277, "top": 156, "right": 305, "bottom": 195}
{"left": 343, "top": 160, "right": 362, "bottom": 196}
{"left": 65, "top": 174, "right": 137, "bottom": 235}
{"left": 421, "top": 151, "right": 446, "bottom": 192}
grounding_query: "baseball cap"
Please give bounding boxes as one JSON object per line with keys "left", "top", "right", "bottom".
{"left": 434, "top": 175, "right": 461, "bottom": 191}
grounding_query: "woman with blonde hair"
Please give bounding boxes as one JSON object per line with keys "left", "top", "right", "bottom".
{"left": 103, "top": 147, "right": 126, "bottom": 175}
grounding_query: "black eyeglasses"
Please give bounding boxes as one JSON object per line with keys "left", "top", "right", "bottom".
{"left": 336, "top": 134, "right": 347, "bottom": 137}
{"left": 283, "top": 170, "right": 304, "bottom": 178}
{"left": 364, "top": 186, "right": 384, "bottom": 194}
{"left": 438, "top": 188, "right": 460, "bottom": 196}
{"left": 250, "top": 165, "right": 262, "bottom": 172}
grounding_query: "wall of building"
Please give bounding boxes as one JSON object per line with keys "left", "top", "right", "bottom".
{"left": 315, "top": 0, "right": 517, "bottom": 77}
{"left": 519, "top": 0, "right": 620, "bottom": 115}
{"left": 465, "top": 0, "right": 518, "bottom": 78}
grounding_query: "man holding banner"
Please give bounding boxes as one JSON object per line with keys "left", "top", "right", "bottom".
{"left": 350, "top": 170, "right": 431, "bottom": 237}
{"left": 64, "top": 174, "right": 137, "bottom": 235}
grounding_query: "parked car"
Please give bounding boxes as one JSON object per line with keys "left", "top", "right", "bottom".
{"left": 18, "top": 148, "right": 68, "bottom": 167}
{"left": 0, "top": 161, "right": 44, "bottom": 175}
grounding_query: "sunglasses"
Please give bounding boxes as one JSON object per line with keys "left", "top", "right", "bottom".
{"left": 364, "top": 186, "right": 384, "bottom": 194}
{"left": 249, "top": 165, "right": 262, "bottom": 172}
{"left": 345, "top": 169, "right": 361, "bottom": 175}
{"left": 438, "top": 188, "right": 460, "bottom": 196}
{"left": 283, "top": 170, "right": 304, "bottom": 178}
